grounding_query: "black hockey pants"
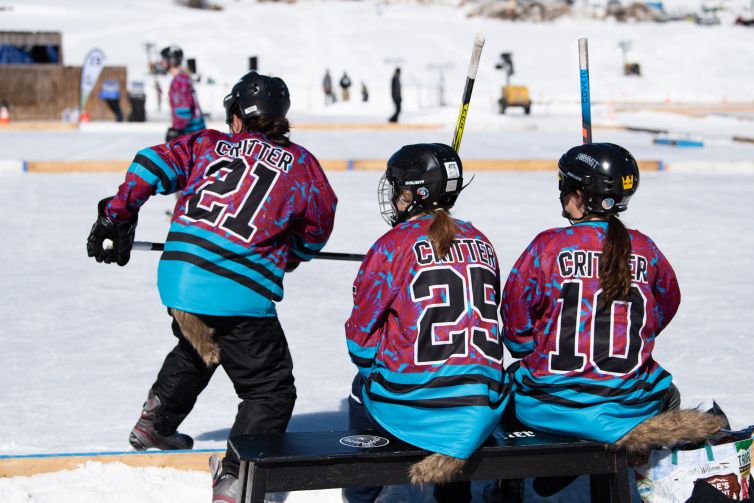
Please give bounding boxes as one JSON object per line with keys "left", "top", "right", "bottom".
{"left": 150, "top": 312, "right": 296, "bottom": 476}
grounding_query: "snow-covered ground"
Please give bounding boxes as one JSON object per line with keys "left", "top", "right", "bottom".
{"left": 1, "top": 0, "right": 754, "bottom": 501}
{"left": 0, "top": 169, "right": 752, "bottom": 502}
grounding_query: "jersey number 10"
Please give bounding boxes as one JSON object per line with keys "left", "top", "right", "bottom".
{"left": 549, "top": 279, "right": 648, "bottom": 376}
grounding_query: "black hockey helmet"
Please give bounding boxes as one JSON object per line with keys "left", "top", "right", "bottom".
{"left": 160, "top": 45, "right": 183, "bottom": 68}
{"left": 223, "top": 71, "right": 291, "bottom": 124}
{"left": 379, "top": 143, "right": 463, "bottom": 226}
{"left": 558, "top": 142, "right": 639, "bottom": 217}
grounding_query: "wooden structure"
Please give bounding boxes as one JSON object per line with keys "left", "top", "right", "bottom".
{"left": 0, "top": 449, "right": 223, "bottom": 477}
{"left": 0, "top": 31, "right": 128, "bottom": 121}
{"left": 231, "top": 428, "right": 632, "bottom": 503}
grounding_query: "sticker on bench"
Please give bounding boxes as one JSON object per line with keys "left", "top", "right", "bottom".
{"left": 339, "top": 435, "right": 390, "bottom": 448}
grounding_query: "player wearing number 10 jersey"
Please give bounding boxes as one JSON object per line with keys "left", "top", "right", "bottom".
{"left": 502, "top": 143, "right": 721, "bottom": 456}
{"left": 86, "top": 71, "right": 336, "bottom": 503}
{"left": 344, "top": 144, "right": 509, "bottom": 503}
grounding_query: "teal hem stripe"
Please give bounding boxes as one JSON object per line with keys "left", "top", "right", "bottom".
{"left": 372, "top": 363, "right": 503, "bottom": 384}
{"left": 517, "top": 363, "right": 667, "bottom": 389}
{"left": 346, "top": 339, "right": 378, "bottom": 360}
{"left": 170, "top": 221, "right": 283, "bottom": 276}
{"left": 369, "top": 380, "right": 504, "bottom": 402}
{"left": 164, "top": 240, "right": 283, "bottom": 297}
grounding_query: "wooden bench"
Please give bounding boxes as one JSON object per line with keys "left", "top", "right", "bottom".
{"left": 230, "top": 426, "right": 631, "bottom": 503}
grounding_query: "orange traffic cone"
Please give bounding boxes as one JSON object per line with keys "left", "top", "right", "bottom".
{"left": 0, "top": 103, "right": 9, "bottom": 124}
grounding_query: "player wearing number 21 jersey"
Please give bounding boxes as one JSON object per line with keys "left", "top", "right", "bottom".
{"left": 87, "top": 71, "right": 336, "bottom": 503}
{"left": 502, "top": 143, "right": 682, "bottom": 445}
{"left": 105, "top": 100, "right": 335, "bottom": 317}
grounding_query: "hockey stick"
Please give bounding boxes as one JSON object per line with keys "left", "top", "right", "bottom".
{"left": 129, "top": 241, "right": 365, "bottom": 262}
{"left": 578, "top": 38, "right": 592, "bottom": 144}
{"left": 451, "top": 33, "right": 485, "bottom": 153}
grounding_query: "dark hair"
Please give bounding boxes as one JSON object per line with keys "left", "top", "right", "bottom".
{"left": 428, "top": 209, "right": 458, "bottom": 260}
{"left": 232, "top": 108, "right": 291, "bottom": 147}
{"left": 599, "top": 214, "right": 632, "bottom": 307}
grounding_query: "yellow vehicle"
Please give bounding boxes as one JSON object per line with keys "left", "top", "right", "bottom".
{"left": 499, "top": 85, "right": 532, "bottom": 115}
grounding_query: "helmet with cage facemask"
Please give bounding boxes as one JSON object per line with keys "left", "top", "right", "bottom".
{"left": 378, "top": 143, "right": 463, "bottom": 227}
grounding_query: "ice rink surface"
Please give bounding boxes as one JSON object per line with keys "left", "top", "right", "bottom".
{"left": 2, "top": 0, "right": 754, "bottom": 500}
{"left": 0, "top": 166, "right": 752, "bottom": 502}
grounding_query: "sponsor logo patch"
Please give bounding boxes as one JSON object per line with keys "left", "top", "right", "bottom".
{"left": 339, "top": 435, "right": 390, "bottom": 448}
{"left": 636, "top": 479, "right": 654, "bottom": 498}
{"left": 417, "top": 187, "right": 430, "bottom": 199}
{"left": 576, "top": 153, "right": 599, "bottom": 169}
{"left": 602, "top": 198, "right": 615, "bottom": 210}
{"left": 444, "top": 161, "right": 460, "bottom": 179}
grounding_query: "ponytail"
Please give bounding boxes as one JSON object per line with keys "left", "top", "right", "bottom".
{"left": 599, "top": 214, "right": 632, "bottom": 307}
{"left": 428, "top": 209, "right": 458, "bottom": 260}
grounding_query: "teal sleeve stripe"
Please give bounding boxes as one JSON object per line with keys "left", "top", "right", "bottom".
{"left": 346, "top": 339, "right": 378, "bottom": 360}
{"left": 164, "top": 239, "right": 283, "bottom": 297}
{"left": 127, "top": 164, "right": 164, "bottom": 191}
{"left": 139, "top": 147, "right": 180, "bottom": 180}
{"left": 290, "top": 234, "right": 328, "bottom": 260}
{"left": 175, "top": 107, "right": 193, "bottom": 118}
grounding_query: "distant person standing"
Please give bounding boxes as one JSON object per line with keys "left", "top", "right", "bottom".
{"left": 389, "top": 67, "right": 402, "bottom": 123}
{"left": 340, "top": 71, "right": 352, "bottom": 102}
{"left": 361, "top": 81, "right": 369, "bottom": 102}
{"left": 162, "top": 45, "right": 205, "bottom": 142}
{"left": 323, "top": 69, "right": 335, "bottom": 105}
{"left": 155, "top": 80, "right": 163, "bottom": 112}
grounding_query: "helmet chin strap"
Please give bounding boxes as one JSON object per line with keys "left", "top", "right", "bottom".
{"left": 392, "top": 193, "right": 418, "bottom": 227}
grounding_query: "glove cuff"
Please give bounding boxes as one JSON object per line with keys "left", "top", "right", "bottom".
{"left": 97, "top": 197, "right": 137, "bottom": 227}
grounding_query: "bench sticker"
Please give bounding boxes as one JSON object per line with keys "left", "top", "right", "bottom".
{"left": 339, "top": 435, "right": 390, "bottom": 448}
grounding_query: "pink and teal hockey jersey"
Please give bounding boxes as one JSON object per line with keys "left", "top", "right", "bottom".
{"left": 346, "top": 215, "right": 510, "bottom": 459}
{"left": 106, "top": 129, "right": 337, "bottom": 317}
{"left": 502, "top": 221, "right": 681, "bottom": 443}
{"left": 169, "top": 72, "right": 205, "bottom": 134}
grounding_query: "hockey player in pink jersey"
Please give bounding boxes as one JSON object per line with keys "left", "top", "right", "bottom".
{"left": 87, "top": 71, "right": 336, "bottom": 503}
{"left": 501, "top": 142, "right": 722, "bottom": 496}
{"left": 161, "top": 45, "right": 205, "bottom": 141}
{"left": 344, "top": 143, "right": 509, "bottom": 502}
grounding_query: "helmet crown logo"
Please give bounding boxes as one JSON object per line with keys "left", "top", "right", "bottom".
{"left": 622, "top": 175, "right": 635, "bottom": 190}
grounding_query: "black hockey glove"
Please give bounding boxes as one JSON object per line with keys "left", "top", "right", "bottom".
{"left": 165, "top": 128, "right": 181, "bottom": 142}
{"left": 86, "top": 197, "right": 138, "bottom": 266}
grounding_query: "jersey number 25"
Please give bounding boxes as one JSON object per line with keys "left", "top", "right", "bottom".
{"left": 411, "top": 265, "right": 503, "bottom": 366}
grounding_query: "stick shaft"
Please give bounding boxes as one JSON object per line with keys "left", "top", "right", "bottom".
{"left": 578, "top": 38, "right": 592, "bottom": 144}
{"left": 132, "top": 241, "right": 365, "bottom": 262}
{"left": 451, "top": 34, "right": 485, "bottom": 153}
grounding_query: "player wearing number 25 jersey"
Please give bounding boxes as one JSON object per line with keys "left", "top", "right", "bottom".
{"left": 87, "top": 71, "right": 336, "bottom": 503}
{"left": 503, "top": 143, "right": 721, "bottom": 455}
{"left": 344, "top": 144, "right": 509, "bottom": 502}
